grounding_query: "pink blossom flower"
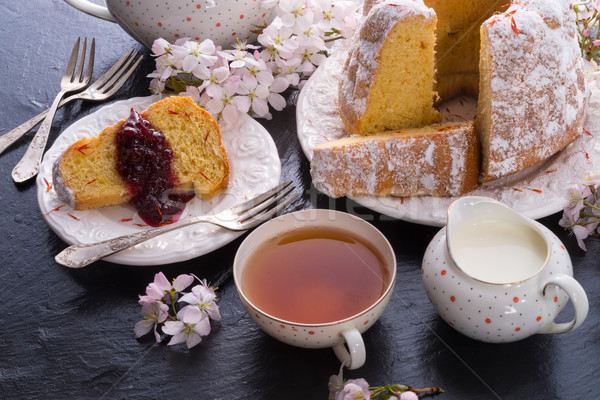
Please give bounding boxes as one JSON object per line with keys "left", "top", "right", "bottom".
{"left": 399, "top": 392, "right": 418, "bottom": 400}
{"left": 329, "top": 363, "right": 370, "bottom": 400}
{"left": 151, "top": 38, "right": 172, "bottom": 56}
{"left": 560, "top": 175, "right": 600, "bottom": 250}
{"left": 134, "top": 301, "right": 169, "bottom": 342}
{"left": 572, "top": 225, "right": 590, "bottom": 251}
{"left": 162, "top": 306, "right": 211, "bottom": 348}
{"left": 138, "top": 272, "right": 194, "bottom": 304}
{"left": 340, "top": 380, "right": 371, "bottom": 400}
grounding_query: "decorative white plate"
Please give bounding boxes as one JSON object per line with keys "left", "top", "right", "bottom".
{"left": 38, "top": 96, "right": 281, "bottom": 265}
{"left": 297, "top": 49, "right": 600, "bottom": 227}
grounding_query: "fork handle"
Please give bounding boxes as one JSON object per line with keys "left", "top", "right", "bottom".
{"left": 55, "top": 215, "right": 216, "bottom": 268}
{"left": 12, "top": 90, "right": 68, "bottom": 182}
{"left": 0, "top": 95, "right": 78, "bottom": 157}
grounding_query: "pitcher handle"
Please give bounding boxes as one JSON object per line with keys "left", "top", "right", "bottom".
{"left": 332, "top": 328, "right": 366, "bottom": 370}
{"left": 63, "top": 0, "right": 115, "bottom": 22}
{"left": 539, "top": 274, "right": 589, "bottom": 334}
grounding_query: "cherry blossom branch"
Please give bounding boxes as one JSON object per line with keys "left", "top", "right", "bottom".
{"left": 329, "top": 363, "right": 443, "bottom": 400}
{"left": 147, "top": 0, "right": 362, "bottom": 127}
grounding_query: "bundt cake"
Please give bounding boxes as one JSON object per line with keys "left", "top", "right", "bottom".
{"left": 338, "top": 0, "right": 442, "bottom": 136}
{"left": 477, "top": 0, "right": 588, "bottom": 181}
{"left": 335, "top": 0, "right": 588, "bottom": 187}
{"left": 310, "top": 122, "right": 479, "bottom": 198}
{"left": 52, "top": 96, "right": 229, "bottom": 225}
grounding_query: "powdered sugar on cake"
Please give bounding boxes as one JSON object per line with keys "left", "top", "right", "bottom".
{"left": 482, "top": 0, "right": 588, "bottom": 180}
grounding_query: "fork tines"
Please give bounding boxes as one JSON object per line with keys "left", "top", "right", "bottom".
{"left": 90, "top": 49, "right": 143, "bottom": 94}
{"left": 229, "top": 181, "right": 300, "bottom": 230}
{"left": 230, "top": 181, "right": 293, "bottom": 216}
{"left": 69, "top": 37, "right": 95, "bottom": 85}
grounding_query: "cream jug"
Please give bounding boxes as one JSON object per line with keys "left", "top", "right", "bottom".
{"left": 422, "top": 196, "right": 588, "bottom": 343}
{"left": 63, "top": 0, "right": 274, "bottom": 48}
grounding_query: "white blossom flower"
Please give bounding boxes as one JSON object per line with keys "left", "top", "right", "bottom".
{"left": 236, "top": 74, "right": 271, "bottom": 117}
{"left": 313, "top": 0, "right": 352, "bottom": 33}
{"left": 340, "top": 7, "right": 362, "bottom": 43}
{"left": 134, "top": 301, "right": 169, "bottom": 342}
{"left": 278, "top": 0, "right": 315, "bottom": 32}
{"left": 204, "top": 80, "right": 245, "bottom": 125}
{"left": 148, "top": 54, "right": 178, "bottom": 81}
{"left": 258, "top": 24, "right": 298, "bottom": 60}
{"left": 199, "top": 66, "right": 231, "bottom": 90}
{"left": 238, "top": 51, "right": 274, "bottom": 85}
{"left": 162, "top": 306, "right": 211, "bottom": 349}
{"left": 179, "top": 280, "right": 222, "bottom": 321}
{"left": 267, "top": 76, "right": 289, "bottom": 111}
{"left": 172, "top": 39, "right": 218, "bottom": 79}
{"left": 292, "top": 35, "right": 327, "bottom": 74}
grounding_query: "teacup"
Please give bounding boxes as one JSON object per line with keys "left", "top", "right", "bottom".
{"left": 64, "top": 0, "right": 274, "bottom": 48}
{"left": 233, "top": 209, "right": 396, "bottom": 369}
{"left": 422, "top": 196, "right": 589, "bottom": 343}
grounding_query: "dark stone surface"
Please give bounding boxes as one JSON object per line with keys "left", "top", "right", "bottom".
{"left": 0, "top": 2, "right": 598, "bottom": 399}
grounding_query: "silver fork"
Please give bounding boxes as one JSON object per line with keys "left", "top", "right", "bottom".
{"left": 12, "top": 37, "right": 95, "bottom": 183}
{"left": 55, "top": 181, "right": 299, "bottom": 268}
{"left": 0, "top": 49, "right": 142, "bottom": 157}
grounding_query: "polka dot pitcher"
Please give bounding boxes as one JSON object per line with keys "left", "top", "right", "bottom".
{"left": 64, "top": 0, "right": 274, "bottom": 48}
{"left": 422, "top": 196, "right": 589, "bottom": 343}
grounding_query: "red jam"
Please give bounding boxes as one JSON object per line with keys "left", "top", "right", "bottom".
{"left": 116, "top": 108, "right": 193, "bottom": 227}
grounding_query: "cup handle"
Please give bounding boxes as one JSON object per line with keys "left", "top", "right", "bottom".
{"left": 538, "top": 274, "right": 589, "bottom": 334}
{"left": 63, "top": 0, "right": 115, "bottom": 22}
{"left": 332, "top": 328, "right": 366, "bottom": 370}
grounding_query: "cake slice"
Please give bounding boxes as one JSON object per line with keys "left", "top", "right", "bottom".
{"left": 52, "top": 96, "right": 229, "bottom": 225}
{"left": 477, "top": 0, "right": 588, "bottom": 181}
{"left": 310, "top": 121, "right": 479, "bottom": 198}
{"left": 338, "top": 0, "right": 441, "bottom": 136}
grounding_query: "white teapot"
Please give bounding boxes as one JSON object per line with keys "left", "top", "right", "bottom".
{"left": 64, "top": 0, "right": 274, "bottom": 48}
{"left": 422, "top": 196, "right": 588, "bottom": 343}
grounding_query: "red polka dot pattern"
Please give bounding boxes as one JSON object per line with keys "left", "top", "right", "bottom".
{"left": 104, "top": 0, "right": 275, "bottom": 48}
{"left": 422, "top": 225, "right": 575, "bottom": 343}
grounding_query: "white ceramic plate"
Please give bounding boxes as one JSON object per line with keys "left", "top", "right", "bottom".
{"left": 38, "top": 96, "right": 281, "bottom": 265}
{"left": 297, "top": 49, "right": 600, "bottom": 227}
